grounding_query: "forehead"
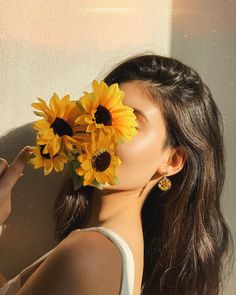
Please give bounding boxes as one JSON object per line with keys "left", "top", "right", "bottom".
{"left": 119, "top": 80, "right": 163, "bottom": 122}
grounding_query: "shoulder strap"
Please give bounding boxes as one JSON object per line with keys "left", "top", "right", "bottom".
{"left": 79, "top": 226, "right": 135, "bottom": 295}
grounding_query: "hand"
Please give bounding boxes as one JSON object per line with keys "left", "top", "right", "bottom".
{"left": 0, "top": 146, "right": 33, "bottom": 225}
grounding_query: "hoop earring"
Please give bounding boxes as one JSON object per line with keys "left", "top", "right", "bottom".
{"left": 158, "top": 175, "right": 171, "bottom": 191}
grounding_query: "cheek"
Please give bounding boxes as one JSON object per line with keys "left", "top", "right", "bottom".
{"left": 110, "top": 129, "right": 164, "bottom": 189}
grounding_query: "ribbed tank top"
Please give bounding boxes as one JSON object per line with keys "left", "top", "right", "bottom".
{"left": 0, "top": 226, "right": 135, "bottom": 295}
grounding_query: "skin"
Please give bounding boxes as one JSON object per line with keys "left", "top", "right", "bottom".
{"left": 0, "top": 80, "right": 186, "bottom": 295}
{"left": 0, "top": 146, "right": 33, "bottom": 225}
{"left": 81, "top": 80, "right": 186, "bottom": 294}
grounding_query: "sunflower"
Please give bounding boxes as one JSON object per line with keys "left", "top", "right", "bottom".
{"left": 29, "top": 144, "right": 68, "bottom": 176}
{"left": 75, "top": 80, "right": 138, "bottom": 144}
{"left": 75, "top": 129, "right": 122, "bottom": 187}
{"left": 31, "top": 93, "right": 87, "bottom": 158}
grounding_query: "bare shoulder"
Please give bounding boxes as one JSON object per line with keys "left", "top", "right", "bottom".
{"left": 17, "top": 229, "right": 122, "bottom": 295}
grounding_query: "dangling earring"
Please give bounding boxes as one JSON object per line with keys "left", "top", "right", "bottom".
{"left": 158, "top": 174, "right": 171, "bottom": 191}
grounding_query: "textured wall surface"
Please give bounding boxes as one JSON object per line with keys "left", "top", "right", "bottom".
{"left": 0, "top": 0, "right": 173, "bottom": 280}
{"left": 1, "top": 1, "right": 235, "bottom": 293}
{"left": 171, "top": 0, "right": 236, "bottom": 294}
{"left": 0, "top": 0, "right": 173, "bottom": 135}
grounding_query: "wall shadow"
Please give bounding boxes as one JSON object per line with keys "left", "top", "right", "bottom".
{"left": 0, "top": 123, "right": 66, "bottom": 280}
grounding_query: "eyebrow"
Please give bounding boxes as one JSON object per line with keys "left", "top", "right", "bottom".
{"left": 132, "top": 107, "right": 149, "bottom": 123}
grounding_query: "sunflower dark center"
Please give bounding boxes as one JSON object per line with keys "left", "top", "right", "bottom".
{"left": 94, "top": 105, "right": 112, "bottom": 125}
{"left": 40, "top": 145, "right": 57, "bottom": 159}
{"left": 51, "top": 117, "right": 73, "bottom": 137}
{"left": 91, "top": 150, "right": 111, "bottom": 172}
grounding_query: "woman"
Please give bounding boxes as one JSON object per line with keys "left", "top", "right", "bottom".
{"left": 0, "top": 53, "right": 233, "bottom": 295}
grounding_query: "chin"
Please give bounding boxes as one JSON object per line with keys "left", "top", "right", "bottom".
{"left": 102, "top": 183, "right": 117, "bottom": 190}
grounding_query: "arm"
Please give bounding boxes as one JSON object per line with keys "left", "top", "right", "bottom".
{"left": 17, "top": 231, "right": 122, "bottom": 295}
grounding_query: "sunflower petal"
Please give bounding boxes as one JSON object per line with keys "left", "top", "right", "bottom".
{"left": 33, "top": 119, "right": 51, "bottom": 130}
{"left": 53, "top": 158, "right": 64, "bottom": 172}
{"left": 33, "top": 111, "right": 49, "bottom": 120}
{"left": 57, "top": 95, "right": 70, "bottom": 118}
{"left": 31, "top": 102, "right": 46, "bottom": 111}
{"left": 81, "top": 159, "right": 91, "bottom": 170}
{"left": 49, "top": 93, "right": 60, "bottom": 114}
{"left": 79, "top": 92, "right": 95, "bottom": 113}
{"left": 92, "top": 80, "right": 108, "bottom": 101}
{"left": 36, "top": 98, "right": 54, "bottom": 120}
{"left": 75, "top": 114, "right": 90, "bottom": 124}
{"left": 36, "top": 129, "right": 55, "bottom": 143}
{"left": 106, "top": 92, "right": 124, "bottom": 109}
{"left": 76, "top": 167, "right": 85, "bottom": 176}
{"left": 48, "top": 136, "right": 62, "bottom": 157}
{"left": 44, "top": 160, "right": 53, "bottom": 175}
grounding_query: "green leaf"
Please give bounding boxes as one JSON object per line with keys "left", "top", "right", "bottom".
{"left": 68, "top": 162, "right": 83, "bottom": 190}
{"left": 73, "top": 175, "right": 84, "bottom": 190}
{"left": 72, "top": 160, "right": 81, "bottom": 169}
{"left": 67, "top": 153, "right": 75, "bottom": 161}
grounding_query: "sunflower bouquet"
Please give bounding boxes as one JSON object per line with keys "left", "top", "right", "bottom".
{"left": 28, "top": 80, "right": 138, "bottom": 190}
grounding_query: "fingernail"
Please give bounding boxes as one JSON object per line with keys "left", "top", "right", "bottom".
{"left": 24, "top": 146, "right": 32, "bottom": 153}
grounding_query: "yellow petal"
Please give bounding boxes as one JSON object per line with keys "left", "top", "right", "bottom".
{"left": 75, "top": 114, "right": 90, "bottom": 124}
{"left": 44, "top": 160, "right": 53, "bottom": 175}
{"left": 76, "top": 167, "right": 85, "bottom": 176}
{"left": 48, "top": 136, "right": 62, "bottom": 157}
{"left": 33, "top": 119, "right": 51, "bottom": 130}
{"left": 92, "top": 80, "right": 108, "bottom": 100}
{"left": 64, "top": 101, "right": 76, "bottom": 120}
{"left": 84, "top": 170, "right": 93, "bottom": 185}
{"left": 105, "top": 83, "right": 119, "bottom": 102}
{"left": 53, "top": 158, "right": 64, "bottom": 172}
{"left": 31, "top": 102, "right": 46, "bottom": 111}
{"left": 86, "top": 124, "right": 97, "bottom": 132}
{"left": 98, "top": 130, "right": 107, "bottom": 146}
{"left": 49, "top": 93, "right": 60, "bottom": 113}
{"left": 81, "top": 159, "right": 90, "bottom": 170}
{"left": 36, "top": 129, "right": 55, "bottom": 143}
{"left": 56, "top": 154, "right": 68, "bottom": 163}
{"left": 57, "top": 95, "right": 70, "bottom": 118}
{"left": 65, "top": 142, "right": 73, "bottom": 152}
{"left": 79, "top": 93, "right": 95, "bottom": 113}
{"left": 29, "top": 157, "right": 44, "bottom": 168}
{"left": 62, "top": 135, "right": 78, "bottom": 143}
{"left": 33, "top": 111, "right": 48, "bottom": 119}
{"left": 36, "top": 98, "right": 54, "bottom": 120}
{"left": 78, "top": 154, "right": 87, "bottom": 162}
{"left": 105, "top": 90, "right": 124, "bottom": 109}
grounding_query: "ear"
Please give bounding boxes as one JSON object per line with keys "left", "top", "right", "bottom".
{"left": 151, "top": 146, "right": 187, "bottom": 181}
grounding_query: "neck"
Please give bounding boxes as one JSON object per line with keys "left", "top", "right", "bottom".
{"left": 83, "top": 180, "right": 157, "bottom": 234}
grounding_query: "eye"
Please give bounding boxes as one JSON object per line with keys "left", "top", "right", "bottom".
{"left": 133, "top": 110, "right": 140, "bottom": 119}
{"left": 133, "top": 112, "right": 139, "bottom": 128}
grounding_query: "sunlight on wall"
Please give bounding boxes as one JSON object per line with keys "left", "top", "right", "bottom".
{"left": 0, "top": 0, "right": 173, "bottom": 136}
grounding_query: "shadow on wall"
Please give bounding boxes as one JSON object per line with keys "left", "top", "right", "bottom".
{"left": 0, "top": 123, "right": 65, "bottom": 280}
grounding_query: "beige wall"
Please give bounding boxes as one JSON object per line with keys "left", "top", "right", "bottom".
{"left": 0, "top": 0, "right": 173, "bottom": 280}
{"left": 171, "top": 0, "right": 236, "bottom": 294}
{"left": 1, "top": 1, "right": 235, "bottom": 293}
{"left": 0, "top": 0, "right": 173, "bottom": 136}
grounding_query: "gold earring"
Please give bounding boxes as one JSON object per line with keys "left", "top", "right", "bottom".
{"left": 158, "top": 175, "right": 171, "bottom": 191}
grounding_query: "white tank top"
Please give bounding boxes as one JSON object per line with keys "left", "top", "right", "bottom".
{"left": 0, "top": 226, "right": 135, "bottom": 295}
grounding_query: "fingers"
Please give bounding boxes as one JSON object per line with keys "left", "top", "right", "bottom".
{"left": 0, "top": 146, "right": 33, "bottom": 191}
{"left": 0, "top": 158, "right": 9, "bottom": 177}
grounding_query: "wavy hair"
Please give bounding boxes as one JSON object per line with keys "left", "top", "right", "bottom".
{"left": 53, "top": 53, "right": 234, "bottom": 294}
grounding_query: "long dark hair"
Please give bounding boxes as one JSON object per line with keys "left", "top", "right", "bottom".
{"left": 53, "top": 53, "right": 234, "bottom": 294}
